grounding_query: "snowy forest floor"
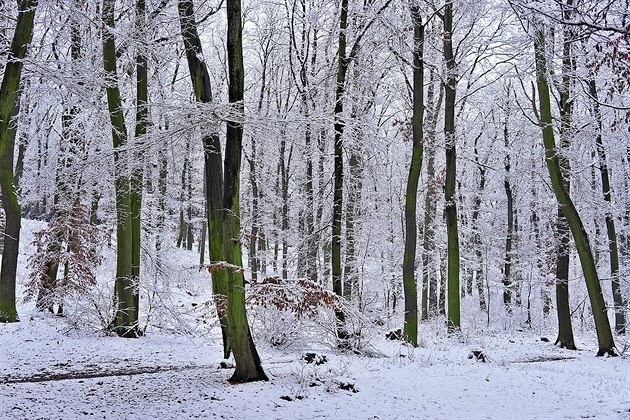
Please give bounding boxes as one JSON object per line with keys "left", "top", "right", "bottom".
{"left": 1, "top": 315, "right": 628, "bottom": 419}
{"left": 1, "top": 221, "right": 629, "bottom": 419}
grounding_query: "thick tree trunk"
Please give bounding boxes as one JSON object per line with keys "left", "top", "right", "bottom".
{"left": 555, "top": 209, "right": 575, "bottom": 348}
{"left": 443, "top": 0, "right": 460, "bottom": 332}
{"left": 0, "top": 0, "right": 37, "bottom": 323}
{"left": 225, "top": 0, "right": 267, "bottom": 382}
{"left": 533, "top": 23, "right": 614, "bottom": 355}
{"left": 555, "top": 12, "right": 577, "bottom": 349}
{"left": 331, "top": 0, "right": 349, "bottom": 338}
{"left": 402, "top": 5, "right": 424, "bottom": 346}
{"left": 178, "top": 0, "right": 230, "bottom": 357}
{"left": 103, "top": 0, "right": 139, "bottom": 337}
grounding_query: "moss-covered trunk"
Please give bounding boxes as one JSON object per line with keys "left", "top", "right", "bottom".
{"left": 0, "top": 0, "right": 38, "bottom": 323}
{"left": 402, "top": 5, "right": 424, "bottom": 346}
{"left": 103, "top": 0, "right": 138, "bottom": 337}
{"left": 533, "top": 23, "right": 614, "bottom": 356}
{"left": 177, "top": 0, "right": 230, "bottom": 357}
{"left": 443, "top": 0, "right": 460, "bottom": 332}
{"left": 225, "top": 0, "right": 267, "bottom": 382}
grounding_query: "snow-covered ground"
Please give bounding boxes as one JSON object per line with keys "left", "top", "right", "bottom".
{"left": 1, "top": 221, "right": 628, "bottom": 419}
{"left": 2, "top": 312, "right": 628, "bottom": 419}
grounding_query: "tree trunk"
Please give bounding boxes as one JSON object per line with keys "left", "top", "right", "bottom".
{"left": 103, "top": 0, "right": 139, "bottom": 337}
{"left": 589, "top": 79, "right": 626, "bottom": 335}
{"left": 331, "top": 0, "right": 351, "bottom": 340}
{"left": 422, "top": 73, "right": 441, "bottom": 320}
{"left": 224, "top": 0, "right": 267, "bottom": 382}
{"left": 530, "top": 186, "right": 550, "bottom": 317}
{"left": 0, "top": 0, "right": 37, "bottom": 323}
{"left": 278, "top": 128, "right": 290, "bottom": 281}
{"left": 344, "top": 149, "right": 363, "bottom": 302}
{"left": 178, "top": 0, "right": 230, "bottom": 357}
{"left": 131, "top": 0, "right": 147, "bottom": 324}
{"left": 471, "top": 133, "right": 487, "bottom": 311}
{"left": 317, "top": 127, "right": 328, "bottom": 287}
{"left": 555, "top": 208, "right": 575, "bottom": 348}
{"left": 402, "top": 5, "right": 424, "bottom": 345}
{"left": 503, "top": 109, "right": 513, "bottom": 312}
{"left": 555, "top": 11, "right": 577, "bottom": 350}
{"left": 533, "top": 23, "right": 614, "bottom": 355}
{"left": 443, "top": 0, "right": 460, "bottom": 332}
{"left": 248, "top": 49, "right": 269, "bottom": 284}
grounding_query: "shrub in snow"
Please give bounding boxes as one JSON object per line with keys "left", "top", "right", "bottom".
{"left": 247, "top": 276, "right": 374, "bottom": 352}
{"left": 25, "top": 199, "right": 102, "bottom": 312}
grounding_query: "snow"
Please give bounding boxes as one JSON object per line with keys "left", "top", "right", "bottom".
{"left": 1, "top": 221, "right": 628, "bottom": 419}
{"left": 1, "top": 316, "right": 628, "bottom": 419}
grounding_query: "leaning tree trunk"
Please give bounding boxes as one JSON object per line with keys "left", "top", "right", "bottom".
{"left": 589, "top": 79, "right": 626, "bottom": 335}
{"left": 443, "top": 0, "right": 460, "bottom": 332}
{"left": 0, "top": 0, "right": 37, "bottom": 323}
{"left": 533, "top": 23, "right": 614, "bottom": 356}
{"left": 402, "top": 4, "right": 424, "bottom": 346}
{"left": 224, "top": 0, "right": 267, "bottom": 382}
{"left": 178, "top": 0, "right": 230, "bottom": 357}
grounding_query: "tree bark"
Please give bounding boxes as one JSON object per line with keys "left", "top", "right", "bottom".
{"left": 225, "top": 0, "right": 267, "bottom": 382}
{"left": 178, "top": 0, "right": 230, "bottom": 357}
{"left": 443, "top": 0, "right": 460, "bottom": 332}
{"left": 503, "top": 108, "right": 513, "bottom": 312}
{"left": 589, "top": 79, "right": 626, "bottom": 335}
{"left": 554, "top": 10, "right": 577, "bottom": 350}
{"left": 0, "top": 0, "right": 37, "bottom": 323}
{"left": 103, "top": 0, "right": 139, "bottom": 337}
{"left": 471, "top": 132, "right": 487, "bottom": 311}
{"left": 533, "top": 22, "right": 614, "bottom": 355}
{"left": 424, "top": 74, "right": 443, "bottom": 318}
{"left": 331, "top": 0, "right": 350, "bottom": 336}
{"left": 402, "top": 4, "right": 424, "bottom": 345}
{"left": 279, "top": 128, "right": 290, "bottom": 281}
{"left": 131, "top": 0, "right": 147, "bottom": 318}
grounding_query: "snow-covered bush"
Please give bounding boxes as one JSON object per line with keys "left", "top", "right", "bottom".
{"left": 247, "top": 276, "right": 375, "bottom": 352}
{"left": 25, "top": 199, "right": 102, "bottom": 311}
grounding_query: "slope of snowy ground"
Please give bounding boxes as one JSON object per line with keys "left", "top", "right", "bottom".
{"left": 1, "top": 220, "right": 628, "bottom": 419}
{"left": 1, "top": 314, "right": 628, "bottom": 419}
